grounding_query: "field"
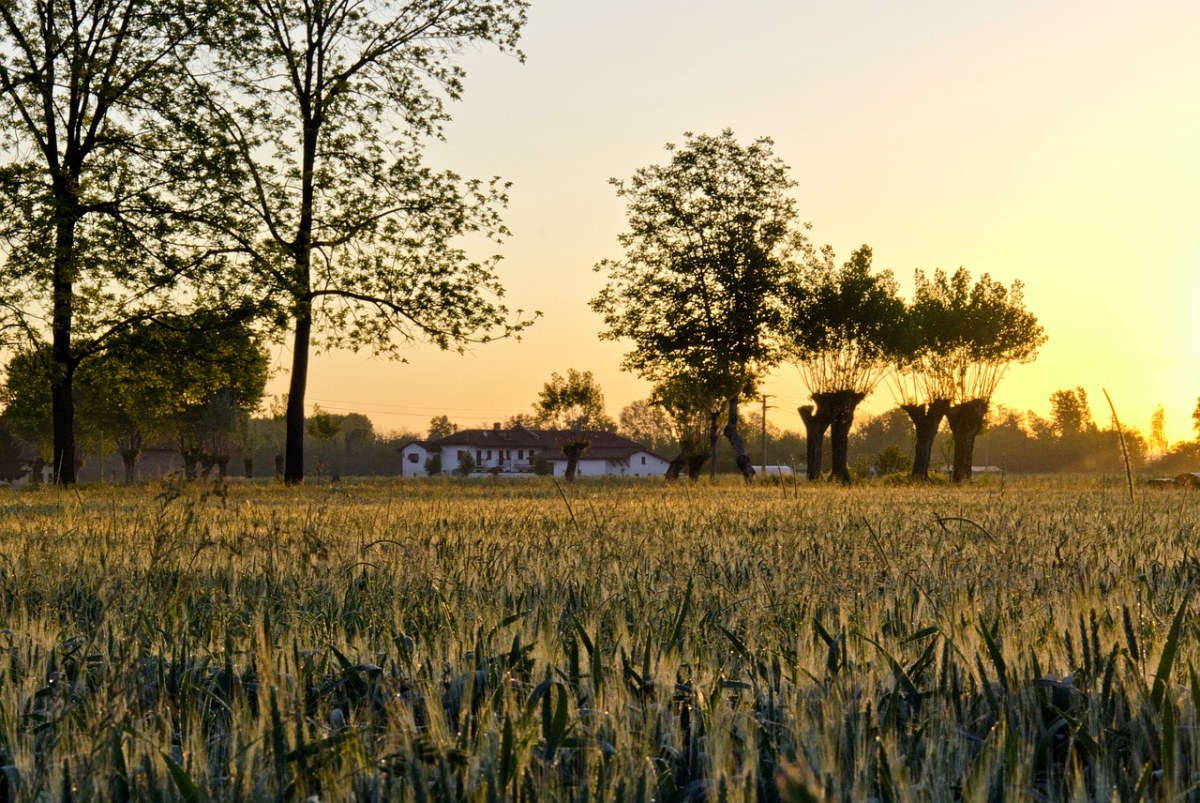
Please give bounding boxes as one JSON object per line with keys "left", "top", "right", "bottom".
{"left": 0, "top": 475, "right": 1197, "bottom": 801}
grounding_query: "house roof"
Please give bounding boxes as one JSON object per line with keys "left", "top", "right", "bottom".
{"left": 428, "top": 427, "right": 666, "bottom": 461}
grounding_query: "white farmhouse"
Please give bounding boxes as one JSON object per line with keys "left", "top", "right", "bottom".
{"left": 399, "top": 424, "right": 670, "bottom": 478}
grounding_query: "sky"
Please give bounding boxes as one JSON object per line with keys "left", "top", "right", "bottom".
{"left": 270, "top": 0, "right": 1200, "bottom": 445}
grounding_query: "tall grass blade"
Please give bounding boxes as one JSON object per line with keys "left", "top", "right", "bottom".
{"left": 1150, "top": 591, "right": 1190, "bottom": 711}
{"left": 1102, "top": 388, "right": 1134, "bottom": 503}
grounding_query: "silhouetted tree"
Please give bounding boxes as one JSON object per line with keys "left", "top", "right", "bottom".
{"left": 0, "top": 0, "right": 236, "bottom": 484}
{"left": 592, "top": 130, "right": 807, "bottom": 481}
{"left": 428, "top": 415, "right": 458, "bottom": 441}
{"left": 904, "top": 268, "right": 1045, "bottom": 482}
{"left": 787, "top": 245, "right": 904, "bottom": 482}
{"left": 531, "top": 369, "right": 614, "bottom": 481}
{"left": 195, "top": 0, "right": 534, "bottom": 484}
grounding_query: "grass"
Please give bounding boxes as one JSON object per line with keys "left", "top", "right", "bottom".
{"left": 0, "top": 474, "right": 1197, "bottom": 800}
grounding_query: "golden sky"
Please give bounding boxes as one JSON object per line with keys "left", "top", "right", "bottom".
{"left": 269, "top": 0, "right": 1200, "bottom": 445}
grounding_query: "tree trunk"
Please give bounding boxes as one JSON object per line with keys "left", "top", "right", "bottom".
{"left": 901, "top": 399, "right": 950, "bottom": 480}
{"left": 686, "top": 454, "right": 708, "bottom": 480}
{"left": 51, "top": 209, "right": 79, "bottom": 486}
{"left": 244, "top": 457, "right": 254, "bottom": 478}
{"left": 665, "top": 454, "right": 684, "bottom": 481}
{"left": 562, "top": 440, "right": 589, "bottom": 482}
{"left": 798, "top": 404, "right": 833, "bottom": 481}
{"left": 283, "top": 109, "right": 321, "bottom": 485}
{"left": 707, "top": 408, "right": 720, "bottom": 479}
{"left": 947, "top": 398, "right": 989, "bottom": 483}
{"left": 723, "top": 395, "right": 755, "bottom": 482}
{"left": 274, "top": 453, "right": 284, "bottom": 478}
{"left": 120, "top": 449, "right": 139, "bottom": 484}
{"left": 820, "top": 390, "right": 866, "bottom": 483}
{"left": 284, "top": 306, "right": 312, "bottom": 484}
{"left": 182, "top": 446, "right": 200, "bottom": 480}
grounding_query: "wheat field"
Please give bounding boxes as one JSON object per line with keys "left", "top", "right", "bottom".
{"left": 0, "top": 475, "right": 1196, "bottom": 801}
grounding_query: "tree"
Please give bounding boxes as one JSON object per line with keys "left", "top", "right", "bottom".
{"left": 786, "top": 245, "right": 904, "bottom": 482}
{"left": 1049, "top": 387, "right": 1095, "bottom": 438}
{"left": 0, "top": 420, "right": 24, "bottom": 483}
{"left": 531, "top": 369, "right": 615, "bottom": 481}
{"left": 650, "top": 373, "right": 721, "bottom": 481}
{"left": 592, "top": 130, "right": 807, "bottom": 481}
{"left": 908, "top": 269, "right": 1045, "bottom": 482}
{"left": 196, "top": 1, "right": 533, "bottom": 484}
{"left": 0, "top": 0, "right": 234, "bottom": 485}
{"left": 1150, "top": 405, "right": 1168, "bottom": 457}
{"left": 619, "top": 399, "right": 676, "bottom": 454}
{"left": 1193, "top": 397, "right": 1200, "bottom": 440}
{"left": 532, "top": 369, "right": 616, "bottom": 432}
{"left": 890, "top": 274, "right": 960, "bottom": 480}
{"left": 306, "top": 405, "right": 342, "bottom": 480}
{"left": 428, "top": 415, "right": 458, "bottom": 441}
{"left": 1, "top": 313, "right": 268, "bottom": 481}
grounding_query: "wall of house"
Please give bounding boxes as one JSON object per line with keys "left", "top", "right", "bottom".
{"left": 551, "top": 452, "right": 669, "bottom": 478}
{"left": 400, "top": 444, "right": 429, "bottom": 477}
{"left": 442, "top": 445, "right": 543, "bottom": 474}
{"left": 626, "top": 452, "right": 670, "bottom": 477}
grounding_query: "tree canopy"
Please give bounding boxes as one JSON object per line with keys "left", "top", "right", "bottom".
{"left": 786, "top": 244, "right": 905, "bottom": 481}
{"left": 531, "top": 369, "right": 616, "bottom": 432}
{"left": 190, "top": 0, "right": 534, "bottom": 484}
{"left": 592, "top": 130, "right": 808, "bottom": 479}
{"left": 0, "top": 0, "right": 237, "bottom": 484}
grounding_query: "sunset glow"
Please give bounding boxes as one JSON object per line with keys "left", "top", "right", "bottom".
{"left": 275, "top": 1, "right": 1200, "bottom": 444}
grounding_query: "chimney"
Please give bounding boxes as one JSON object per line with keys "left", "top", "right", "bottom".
{"left": 493, "top": 422, "right": 501, "bottom": 431}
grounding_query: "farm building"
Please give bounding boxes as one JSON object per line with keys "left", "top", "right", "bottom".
{"left": 400, "top": 424, "right": 670, "bottom": 478}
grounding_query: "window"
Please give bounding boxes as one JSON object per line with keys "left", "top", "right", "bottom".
{"left": 518, "top": 449, "right": 524, "bottom": 460}
{"left": 640, "top": 456, "right": 646, "bottom": 465}
{"left": 476, "top": 449, "right": 482, "bottom": 463}
{"left": 487, "top": 450, "right": 492, "bottom": 460}
{"left": 408, "top": 453, "right": 419, "bottom": 463}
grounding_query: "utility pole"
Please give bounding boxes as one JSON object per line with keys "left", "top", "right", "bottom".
{"left": 760, "top": 394, "right": 774, "bottom": 470}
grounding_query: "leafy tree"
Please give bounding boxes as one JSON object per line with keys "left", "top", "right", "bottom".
{"left": 0, "top": 420, "right": 24, "bottom": 482}
{"left": 890, "top": 275, "right": 960, "bottom": 479}
{"left": 532, "top": 369, "right": 616, "bottom": 432}
{"left": 592, "top": 130, "right": 807, "bottom": 481}
{"left": 1049, "top": 387, "right": 1095, "bottom": 438}
{"left": 650, "top": 374, "right": 721, "bottom": 481}
{"left": 1150, "top": 405, "right": 1168, "bottom": 457}
{"left": 1193, "top": 397, "right": 1200, "bottom": 440}
{"left": 903, "top": 268, "right": 1045, "bottom": 482}
{"left": 428, "top": 415, "right": 458, "bottom": 441}
{"left": 786, "top": 245, "right": 905, "bottom": 482}
{"left": 144, "top": 315, "right": 269, "bottom": 480}
{"left": 0, "top": 0, "right": 234, "bottom": 485}
{"left": 531, "top": 369, "right": 615, "bottom": 481}
{"left": 618, "top": 399, "right": 675, "bottom": 454}
{"left": 307, "top": 405, "right": 342, "bottom": 480}
{"left": 455, "top": 450, "right": 476, "bottom": 477}
{"left": 195, "top": 0, "right": 533, "bottom": 484}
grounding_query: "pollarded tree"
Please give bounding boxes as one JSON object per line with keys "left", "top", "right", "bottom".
{"left": 786, "top": 245, "right": 905, "bottom": 482}
{"left": 195, "top": 0, "right": 534, "bottom": 484}
{"left": 909, "top": 268, "right": 1045, "bottom": 482}
{"left": 889, "top": 274, "right": 960, "bottom": 480}
{"left": 0, "top": 0, "right": 236, "bottom": 484}
{"left": 592, "top": 130, "right": 807, "bottom": 481}
{"left": 531, "top": 368, "right": 615, "bottom": 481}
